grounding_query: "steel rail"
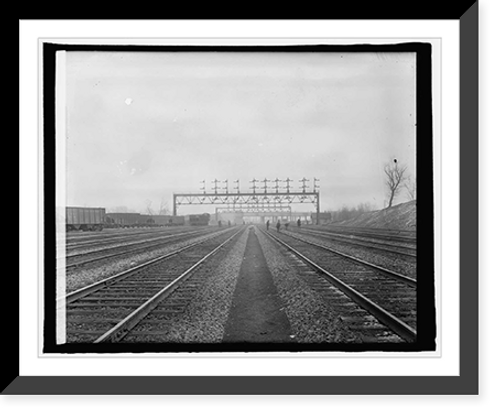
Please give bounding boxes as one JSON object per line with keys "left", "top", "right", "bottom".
{"left": 65, "top": 229, "right": 160, "bottom": 248}
{"left": 63, "top": 228, "right": 237, "bottom": 304}
{"left": 311, "top": 227, "right": 416, "bottom": 244}
{"left": 64, "top": 229, "right": 207, "bottom": 261}
{"left": 93, "top": 228, "right": 244, "bottom": 343}
{"left": 63, "top": 229, "right": 218, "bottom": 270}
{"left": 62, "top": 227, "right": 170, "bottom": 245}
{"left": 263, "top": 230, "right": 417, "bottom": 343}
{"left": 65, "top": 228, "right": 207, "bottom": 250}
{"left": 292, "top": 228, "right": 417, "bottom": 258}
{"left": 281, "top": 230, "right": 416, "bottom": 287}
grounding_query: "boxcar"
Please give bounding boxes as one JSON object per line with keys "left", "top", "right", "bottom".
{"left": 148, "top": 215, "right": 171, "bottom": 226}
{"left": 138, "top": 215, "right": 155, "bottom": 226}
{"left": 149, "top": 215, "right": 185, "bottom": 226}
{"left": 66, "top": 207, "right": 105, "bottom": 231}
{"left": 171, "top": 215, "right": 186, "bottom": 226}
{"left": 104, "top": 212, "right": 143, "bottom": 228}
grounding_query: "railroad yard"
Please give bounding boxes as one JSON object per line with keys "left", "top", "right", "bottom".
{"left": 59, "top": 211, "right": 418, "bottom": 347}
{"left": 49, "top": 49, "right": 428, "bottom": 352}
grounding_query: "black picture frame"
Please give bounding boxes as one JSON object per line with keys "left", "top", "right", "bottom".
{"left": 41, "top": 41, "right": 435, "bottom": 356}
{"left": 10, "top": 6, "right": 478, "bottom": 395}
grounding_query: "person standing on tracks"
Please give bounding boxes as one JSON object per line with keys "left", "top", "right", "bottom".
{"left": 297, "top": 218, "right": 301, "bottom": 228}
{"left": 266, "top": 220, "right": 270, "bottom": 231}
{"left": 276, "top": 219, "right": 281, "bottom": 233}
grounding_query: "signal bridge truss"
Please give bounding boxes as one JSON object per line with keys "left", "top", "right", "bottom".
{"left": 173, "top": 191, "right": 320, "bottom": 224}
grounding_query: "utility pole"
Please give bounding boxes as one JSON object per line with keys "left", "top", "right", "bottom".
{"left": 316, "top": 193, "right": 320, "bottom": 225}
{"left": 250, "top": 178, "right": 258, "bottom": 193}
{"left": 261, "top": 178, "right": 270, "bottom": 194}
{"left": 313, "top": 177, "right": 320, "bottom": 192}
{"left": 300, "top": 177, "right": 310, "bottom": 193}
{"left": 212, "top": 178, "right": 219, "bottom": 194}
{"left": 312, "top": 178, "right": 320, "bottom": 224}
{"left": 273, "top": 178, "right": 282, "bottom": 193}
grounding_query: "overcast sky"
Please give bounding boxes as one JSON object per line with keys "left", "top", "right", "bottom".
{"left": 62, "top": 50, "right": 416, "bottom": 215}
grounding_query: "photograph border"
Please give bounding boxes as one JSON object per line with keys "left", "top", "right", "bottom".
{"left": 9, "top": 6, "right": 478, "bottom": 394}
{"left": 42, "top": 40, "right": 435, "bottom": 356}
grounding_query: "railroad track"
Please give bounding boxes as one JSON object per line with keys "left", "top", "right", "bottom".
{"left": 63, "top": 227, "right": 244, "bottom": 343}
{"left": 65, "top": 228, "right": 204, "bottom": 251}
{"left": 305, "top": 226, "right": 416, "bottom": 245}
{"left": 262, "top": 228, "right": 417, "bottom": 343}
{"left": 63, "top": 228, "right": 215, "bottom": 270}
{"left": 291, "top": 228, "right": 416, "bottom": 258}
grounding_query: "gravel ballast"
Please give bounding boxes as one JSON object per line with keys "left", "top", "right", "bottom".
{"left": 66, "top": 228, "right": 207, "bottom": 257}
{"left": 65, "top": 228, "right": 235, "bottom": 293}
{"left": 254, "top": 228, "right": 365, "bottom": 343}
{"left": 123, "top": 227, "right": 249, "bottom": 343}
{"left": 64, "top": 225, "right": 406, "bottom": 346}
{"left": 286, "top": 230, "right": 417, "bottom": 279}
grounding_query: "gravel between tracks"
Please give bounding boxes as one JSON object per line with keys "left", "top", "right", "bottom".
{"left": 66, "top": 228, "right": 204, "bottom": 256}
{"left": 126, "top": 227, "right": 249, "bottom": 343}
{"left": 289, "top": 230, "right": 417, "bottom": 279}
{"left": 254, "top": 229, "right": 362, "bottom": 343}
{"left": 65, "top": 228, "right": 234, "bottom": 293}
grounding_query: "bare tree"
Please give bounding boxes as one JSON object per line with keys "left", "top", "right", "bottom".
{"left": 144, "top": 199, "right": 155, "bottom": 215}
{"left": 384, "top": 159, "right": 408, "bottom": 208}
{"left": 405, "top": 174, "right": 417, "bottom": 200}
{"left": 144, "top": 197, "right": 171, "bottom": 216}
{"left": 159, "top": 197, "right": 170, "bottom": 215}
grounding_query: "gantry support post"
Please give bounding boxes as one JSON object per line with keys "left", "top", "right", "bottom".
{"left": 316, "top": 192, "right": 320, "bottom": 225}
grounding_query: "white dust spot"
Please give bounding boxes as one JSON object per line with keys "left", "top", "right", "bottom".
{"left": 125, "top": 98, "right": 133, "bottom": 106}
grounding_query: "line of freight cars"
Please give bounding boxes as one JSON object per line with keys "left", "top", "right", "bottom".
{"left": 65, "top": 207, "right": 210, "bottom": 231}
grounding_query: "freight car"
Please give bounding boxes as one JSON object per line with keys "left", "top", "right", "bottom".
{"left": 169, "top": 215, "right": 186, "bottom": 226}
{"left": 104, "top": 213, "right": 186, "bottom": 227}
{"left": 104, "top": 212, "right": 147, "bottom": 228}
{"left": 187, "top": 213, "right": 210, "bottom": 226}
{"left": 66, "top": 207, "right": 105, "bottom": 232}
{"left": 149, "top": 215, "right": 185, "bottom": 226}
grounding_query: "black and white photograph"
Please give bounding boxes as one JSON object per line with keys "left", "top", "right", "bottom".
{"left": 11, "top": 4, "right": 492, "bottom": 406}
{"left": 45, "top": 40, "right": 436, "bottom": 354}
